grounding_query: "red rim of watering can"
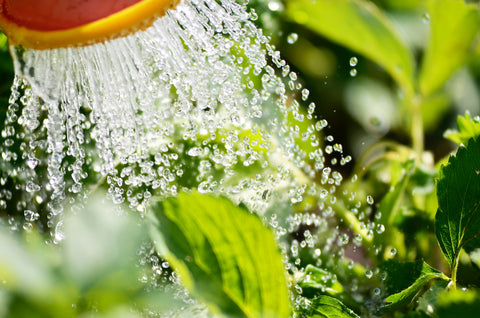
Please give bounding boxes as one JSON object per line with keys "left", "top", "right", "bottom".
{"left": 0, "top": 0, "right": 181, "bottom": 49}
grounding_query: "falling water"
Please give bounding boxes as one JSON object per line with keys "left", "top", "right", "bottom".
{"left": 0, "top": 0, "right": 378, "bottom": 313}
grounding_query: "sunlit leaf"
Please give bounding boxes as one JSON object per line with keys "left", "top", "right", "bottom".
{"left": 418, "top": 0, "right": 480, "bottom": 97}
{"left": 287, "top": 0, "right": 415, "bottom": 93}
{"left": 444, "top": 112, "right": 480, "bottom": 146}
{"left": 435, "top": 137, "right": 480, "bottom": 271}
{"left": 436, "top": 289, "right": 480, "bottom": 318}
{"left": 306, "top": 295, "right": 360, "bottom": 318}
{"left": 382, "top": 260, "right": 448, "bottom": 311}
{"left": 149, "top": 192, "right": 291, "bottom": 318}
{"left": 298, "top": 265, "right": 344, "bottom": 295}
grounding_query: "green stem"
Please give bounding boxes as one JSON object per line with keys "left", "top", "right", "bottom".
{"left": 333, "top": 200, "right": 372, "bottom": 246}
{"left": 449, "top": 257, "right": 459, "bottom": 290}
{"left": 409, "top": 95, "right": 424, "bottom": 161}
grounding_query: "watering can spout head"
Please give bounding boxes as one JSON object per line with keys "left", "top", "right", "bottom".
{"left": 0, "top": 0, "right": 180, "bottom": 50}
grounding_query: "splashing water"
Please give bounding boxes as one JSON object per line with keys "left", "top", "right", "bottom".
{"left": 0, "top": 0, "right": 378, "bottom": 312}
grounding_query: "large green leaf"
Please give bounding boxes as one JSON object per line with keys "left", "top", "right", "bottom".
{"left": 305, "top": 295, "right": 359, "bottom": 318}
{"left": 435, "top": 137, "right": 480, "bottom": 270}
{"left": 148, "top": 192, "right": 291, "bottom": 318}
{"left": 382, "top": 260, "right": 448, "bottom": 311}
{"left": 418, "top": 0, "right": 480, "bottom": 97}
{"left": 287, "top": 0, "right": 415, "bottom": 93}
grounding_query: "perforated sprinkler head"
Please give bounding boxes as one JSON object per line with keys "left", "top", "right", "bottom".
{"left": 0, "top": 0, "right": 180, "bottom": 49}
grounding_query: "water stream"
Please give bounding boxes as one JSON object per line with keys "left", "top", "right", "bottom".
{"left": 0, "top": 0, "right": 376, "bottom": 312}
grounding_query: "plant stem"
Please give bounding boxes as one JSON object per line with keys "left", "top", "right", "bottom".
{"left": 449, "top": 257, "right": 459, "bottom": 290}
{"left": 410, "top": 95, "right": 424, "bottom": 161}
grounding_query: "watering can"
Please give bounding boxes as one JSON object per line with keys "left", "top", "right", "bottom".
{"left": 0, "top": 0, "right": 179, "bottom": 49}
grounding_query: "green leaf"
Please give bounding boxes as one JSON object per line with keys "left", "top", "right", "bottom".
{"left": 64, "top": 196, "right": 146, "bottom": 293}
{"left": 419, "top": 0, "right": 480, "bottom": 97}
{"left": 0, "top": 228, "right": 56, "bottom": 300}
{"left": 148, "top": 192, "right": 291, "bottom": 318}
{"left": 287, "top": 0, "right": 415, "bottom": 93}
{"left": 306, "top": 295, "right": 359, "bottom": 318}
{"left": 437, "top": 289, "right": 480, "bottom": 318}
{"left": 444, "top": 112, "right": 480, "bottom": 146}
{"left": 435, "top": 137, "right": 480, "bottom": 271}
{"left": 298, "top": 265, "right": 344, "bottom": 295}
{"left": 382, "top": 260, "right": 448, "bottom": 311}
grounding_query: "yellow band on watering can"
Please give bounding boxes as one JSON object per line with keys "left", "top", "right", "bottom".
{"left": 0, "top": 0, "right": 180, "bottom": 50}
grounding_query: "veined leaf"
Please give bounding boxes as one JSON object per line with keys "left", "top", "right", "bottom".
{"left": 382, "top": 260, "right": 448, "bottom": 311}
{"left": 287, "top": 0, "right": 415, "bottom": 93}
{"left": 148, "top": 192, "right": 290, "bottom": 318}
{"left": 419, "top": 0, "right": 480, "bottom": 97}
{"left": 306, "top": 295, "right": 359, "bottom": 318}
{"left": 435, "top": 137, "right": 480, "bottom": 271}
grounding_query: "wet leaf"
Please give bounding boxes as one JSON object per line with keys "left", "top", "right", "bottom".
{"left": 382, "top": 260, "right": 448, "bottom": 311}
{"left": 287, "top": 0, "right": 415, "bottom": 93}
{"left": 435, "top": 137, "right": 480, "bottom": 271}
{"left": 306, "top": 295, "right": 360, "bottom": 318}
{"left": 298, "top": 265, "right": 344, "bottom": 295}
{"left": 148, "top": 192, "right": 291, "bottom": 318}
{"left": 419, "top": 0, "right": 480, "bottom": 97}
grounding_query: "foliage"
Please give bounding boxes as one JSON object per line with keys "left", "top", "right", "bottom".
{"left": 148, "top": 192, "right": 291, "bottom": 318}
{"left": 303, "top": 296, "right": 360, "bottom": 318}
{"left": 0, "top": 196, "right": 180, "bottom": 317}
{"left": 2, "top": 0, "right": 480, "bottom": 317}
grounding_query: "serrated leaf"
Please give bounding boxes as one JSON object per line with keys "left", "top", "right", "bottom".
{"left": 148, "top": 192, "right": 290, "bottom": 318}
{"left": 382, "top": 260, "right": 448, "bottom": 311}
{"left": 419, "top": 0, "right": 480, "bottom": 97}
{"left": 444, "top": 112, "right": 480, "bottom": 146}
{"left": 435, "top": 137, "right": 480, "bottom": 271}
{"left": 287, "top": 0, "right": 415, "bottom": 93}
{"left": 306, "top": 295, "right": 359, "bottom": 318}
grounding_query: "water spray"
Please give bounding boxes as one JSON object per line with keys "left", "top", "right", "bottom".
{"left": 0, "top": 1, "right": 373, "bottom": 309}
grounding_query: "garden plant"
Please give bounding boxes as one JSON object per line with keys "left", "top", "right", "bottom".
{"left": 1, "top": 0, "right": 480, "bottom": 317}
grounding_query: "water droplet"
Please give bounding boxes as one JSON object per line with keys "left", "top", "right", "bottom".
{"left": 366, "top": 195, "right": 374, "bottom": 205}
{"left": 422, "top": 13, "right": 430, "bottom": 24}
{"left": 287, "top": 33, "right": 298, "bottom": 44}
{"left": 376, "top": 224, "right": 385, "bottom": 234}
{"left": 268, "top": 0, "right": 284, "bottom": 11}
{"left": 349, "top": 57, "right": 358, "bottom": 67}
{"left": 350, "top": 69, "right": 357, "bottom": 77}
{"left": 365, "top": 269, "right": 373, "bottom": 279}
{"left": 24, "top": 210, "right": 40, "bottom": 222}
{"left": 390, "top": 248, "right": 397, "bottom": 256}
